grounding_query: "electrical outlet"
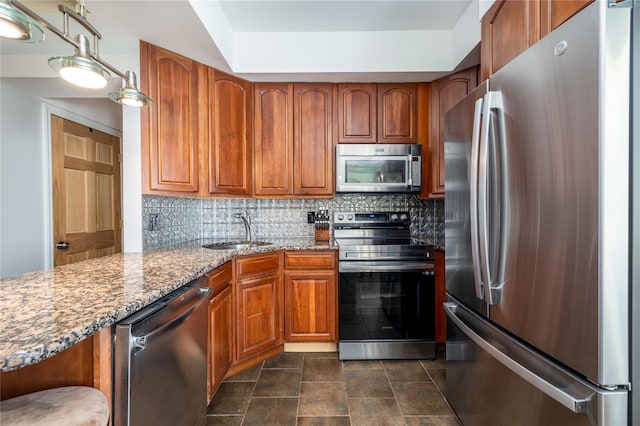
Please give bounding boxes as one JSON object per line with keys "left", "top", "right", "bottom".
{"left": 307, "top": 211, "right": 316, "bottom": 223}
{"left": 149, "top": 214, "right": 160, "bottom": 231}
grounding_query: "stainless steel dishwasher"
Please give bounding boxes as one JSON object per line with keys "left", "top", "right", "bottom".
{"left": 114, "top": 277, "right": 210, "bottom": 426}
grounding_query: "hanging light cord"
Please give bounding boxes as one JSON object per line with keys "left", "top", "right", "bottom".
{"left": 7, "top": 0, "right": 128, "bottom": 80}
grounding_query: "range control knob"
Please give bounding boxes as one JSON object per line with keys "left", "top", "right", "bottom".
{"left": 337, "top": 214, "right": 344, "bottom": 221}
{"left": 390, "top": 214, "right": 399, "bottom": 222}
{"left": 400, "top": 213, "right": 408, "bottom": 221}
{"left": 347, "top": 214, "right": 354, "bottom": 221}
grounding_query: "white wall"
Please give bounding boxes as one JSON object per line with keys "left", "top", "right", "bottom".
{"left": 0, "top": 78, "right": 141, "bottom": 279}
{"left": 0, "top": 81, "right": 48, "bottom": 278}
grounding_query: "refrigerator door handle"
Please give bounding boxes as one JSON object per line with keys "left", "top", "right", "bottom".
{"left": 478, "top": 93, "right": 493, "bottom": 302}
{"left": 480, "top": 91, "right": 507, "bottom": 305}
{"left": 469, "top": 97, "right": 485, "bottom": 300}
{"left": 444, "top": 302, "right": 594, "bottom": 414}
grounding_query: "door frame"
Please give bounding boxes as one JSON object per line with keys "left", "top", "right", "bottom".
{"left": 43, "top": 103, "right": 123, "bottom": 269}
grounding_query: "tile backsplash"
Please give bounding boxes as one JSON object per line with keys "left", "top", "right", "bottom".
{"left": 143, "top": 194, "right": 444, "bottom": 251}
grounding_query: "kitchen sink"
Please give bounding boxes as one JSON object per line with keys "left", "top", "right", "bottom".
{"left": 202, "top": 241, "right": 272, "bottom": 250}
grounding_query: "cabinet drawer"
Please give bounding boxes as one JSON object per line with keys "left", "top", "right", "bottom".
{"left": 208, "top": 262, "right": 232, "bottom": 297}
{"left": 284, "top": 251, "right": 336, "bottom": 270}
{"left": 235, "top": 252, "right": 280, "bottom": 280}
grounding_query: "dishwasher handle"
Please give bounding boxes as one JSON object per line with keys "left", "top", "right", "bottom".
{"left": 129, "top": 283, "right": 211, "bottom": 353}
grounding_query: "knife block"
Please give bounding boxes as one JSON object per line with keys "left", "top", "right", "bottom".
{"left": 315, "top": 228, "right": 330, "bottom": 241}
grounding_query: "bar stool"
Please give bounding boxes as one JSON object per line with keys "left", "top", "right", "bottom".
{"left": 0, "top": 386, "right": 109, "bottom": 426}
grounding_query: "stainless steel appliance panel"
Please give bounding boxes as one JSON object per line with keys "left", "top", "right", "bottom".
{"left": 114, "top": 279, "right": 210, "bottom": 426}
{"left": 478, "top": 2, "right": 630, "bottom": 386}
{"left": 336, "top": 144, "right": 421, "bottom": 193}
{"left": 444, "top": 81, "right": 488, "bottom": 316}
{"left": 445, "top": 296, "right": 627, "bottom": 426}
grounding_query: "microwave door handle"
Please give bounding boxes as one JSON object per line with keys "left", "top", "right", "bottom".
{"left": 470, "top": 97, "right": 485, "bottom": 300}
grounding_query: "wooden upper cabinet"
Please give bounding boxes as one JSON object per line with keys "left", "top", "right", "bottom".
{"left": 208, "top": 69, "right": 252, "bottom": 196}
{"left": 337, "top": 83, "right": 377, "bottom": 143}
{"left": 424, "top": 67, "right": 478, "bottom": 198}
{"left": 377, "top": 83, "right": 417, "bottom": 143}
{"left": 293, "top": 83, "right": 334, "bottom": 196}
{"left": 480, "top": 0, "right": 539, "bottom": 81}
{"left": 540, "top": 0, "right": 593, "bottom": 38}
{"left": 253, "top": 83, "right": 294, "bottom": 196}
{"left": 141, "top": 41, "right": 201, "bottom": 194}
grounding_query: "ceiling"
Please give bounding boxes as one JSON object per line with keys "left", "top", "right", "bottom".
{"left": 1, "top": 0, "right": 483, "bottom": 100}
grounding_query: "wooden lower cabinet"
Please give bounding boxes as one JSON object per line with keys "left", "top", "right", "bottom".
{"left": 283, "top": 251, "right": 337, "bottom": 342}
{"left": 234, "top": 253, "right": 283, "bottom": 362}
{"left": 207, "top": 263, "right": 234, "bottom": 402}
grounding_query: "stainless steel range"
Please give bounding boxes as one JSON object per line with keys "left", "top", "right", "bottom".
{"left": 334, "top": 211, "right": 436, "bottom": 360}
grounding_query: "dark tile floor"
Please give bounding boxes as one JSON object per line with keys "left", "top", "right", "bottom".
{"left": 206, "top": 349, "right": 460, "bottom": 425}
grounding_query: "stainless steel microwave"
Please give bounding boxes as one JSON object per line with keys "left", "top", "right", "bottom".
{"left": 336, "top": 144, "right": 422, "bottom": 193}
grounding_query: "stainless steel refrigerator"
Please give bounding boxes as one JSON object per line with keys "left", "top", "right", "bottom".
{"left": 443, "top": 1, "right": 638, "bottom": 425}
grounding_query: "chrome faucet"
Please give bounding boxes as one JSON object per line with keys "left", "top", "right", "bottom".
{"left": 234, "top": 210, "right": 252, "bottom": 242}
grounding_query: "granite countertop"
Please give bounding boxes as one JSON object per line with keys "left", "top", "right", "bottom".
{"left": 0, "top": 238, "right": 336, "bottom": 372}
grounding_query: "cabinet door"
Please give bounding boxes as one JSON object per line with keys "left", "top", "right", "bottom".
{"left": 540, "top": 0, "right": 593, "bottom": 38}
{"left": 337, "top": 83, "right": 377, "bottom": 144}
{"left": 424, "top": 68, "right": 478, "bottom": 198}
{"left": 480, "top": 0, "right": 539, "bottom": 81}
{"left": 235, "top": 273, "right": 283, "bottom": 360}
{"left": 253, "top": 83, "right": 294, "bottom": 196}
{"left": 284, "top": 271, "right": 337, "bottom": 342}
{"left": 293, "top": 83, "right": 334, "bottom": 196}
{"left": 377, "top": 83, "right": 417, "bottom": 144}
{"left": 208, "top": 69, "right": 252, "bottom": 195}
{"left": 141, "top": 41, "right": 201, "bottom": 194}
{"left": 208, "top": 285, "right": 233, "bottom": 401}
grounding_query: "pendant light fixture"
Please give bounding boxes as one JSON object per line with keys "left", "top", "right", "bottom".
{"left": 48, "top": 34, "right": 110, "bottom": 89}
{"left": 108, "top": 71, "right": 151, "bottom": 108}
{"left": 0, "top": 0, "right": 151, "bottom": 107}
{"left": 0, "top": 0, "right": 44, "bottom": 42}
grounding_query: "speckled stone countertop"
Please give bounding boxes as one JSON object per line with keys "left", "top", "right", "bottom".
{"left": 0, "top": 238, "right": 336, "bottom": 372}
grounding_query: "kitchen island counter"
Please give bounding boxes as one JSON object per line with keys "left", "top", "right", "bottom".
{"left": 0, "top": 238, "right": 336, "bottom": 371}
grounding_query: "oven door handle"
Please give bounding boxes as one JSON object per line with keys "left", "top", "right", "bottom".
{"left": 339, "top": 262, "right": 435, "bottom": 273}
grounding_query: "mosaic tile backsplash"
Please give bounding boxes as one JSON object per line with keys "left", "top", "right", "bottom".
{"left": 142, "top": 194, "right": 444, "bottom": 251}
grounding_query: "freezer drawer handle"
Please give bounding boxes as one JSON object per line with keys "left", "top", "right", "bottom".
{"left": 444, "top": 302, "right": 592, "bottom": 413}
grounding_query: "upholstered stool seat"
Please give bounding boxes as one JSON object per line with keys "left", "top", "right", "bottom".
{"left": 0, "top": 386, "right": 109, "bottom": 426}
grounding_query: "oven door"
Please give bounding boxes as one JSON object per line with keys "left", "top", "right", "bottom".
{"left": 338, "top": 261, "right": 435, "bottom": 359}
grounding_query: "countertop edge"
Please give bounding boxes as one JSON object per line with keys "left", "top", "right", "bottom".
{"left": 0, "top": 239, "right": 337, "bottom": 371}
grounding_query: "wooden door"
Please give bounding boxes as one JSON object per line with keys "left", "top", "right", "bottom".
{"left": 337, "top": 83, "right": 377, "bottom": 143}
{"left": 540, "top": 0, "right": 593, "bottom": 37}
{"left": 480, "top": 0, "right": 539, "bottom": 81}
{"left": 377, "top": 83, "right": 417, "bottom": 144}
{"left": 293, "top": 83, "right": 334, "bottom": 196}
{"left": 51, "top": 115, "right": 122, "bottom": 266}
{"left": 141, "top": 41, "right": 202, "bottom": 194}
{"left": 425, "top": 67, "right": 478, "bottom": 198}
{"left": 208, "top": 69, "right": 252, "bottom": 195}
{"left": 253, "top": 83, "right": 294, "bottom": 196}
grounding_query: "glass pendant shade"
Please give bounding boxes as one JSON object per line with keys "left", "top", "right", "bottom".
{"left": 0, "top": 1, "right": 44, "bottom": 42}
{"left": 108, "top": 70, "right": 151, "bottom": 107}
{"left": 48, "top": 34, "right": 110, "bottom": 89}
